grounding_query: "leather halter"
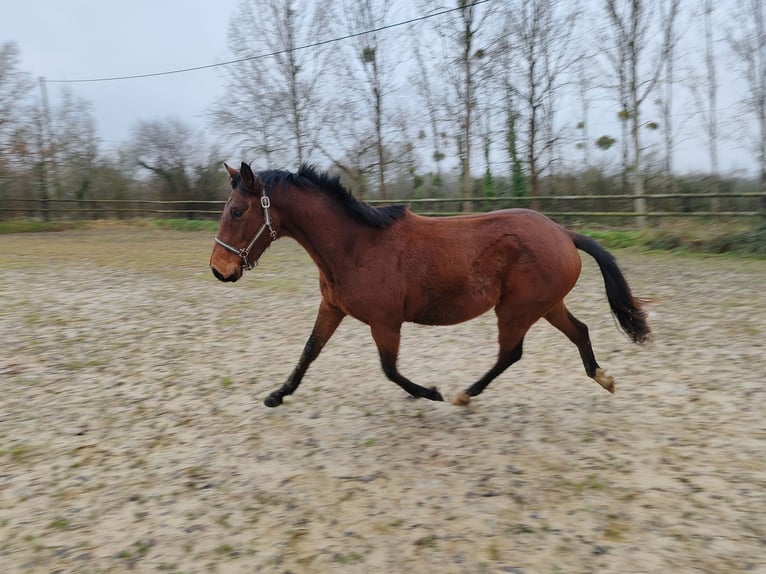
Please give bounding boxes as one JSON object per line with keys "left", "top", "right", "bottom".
{"left": 214, "top": 186, "right": 276, "bottom": 271}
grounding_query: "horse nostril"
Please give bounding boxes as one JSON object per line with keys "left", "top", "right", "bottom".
{"left": 211, "top": 266, "right": 239, "bottom": 283}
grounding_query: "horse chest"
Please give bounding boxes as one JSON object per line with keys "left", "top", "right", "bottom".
{"left": 319, "top": 270, "right": 402, "bottom": 323}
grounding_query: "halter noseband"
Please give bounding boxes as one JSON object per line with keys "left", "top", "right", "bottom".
{"left": 214, "top": 186, "right": 277, "bottom": 271}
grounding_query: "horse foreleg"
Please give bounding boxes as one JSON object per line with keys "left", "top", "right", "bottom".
{"left": 264, "top": 299, "right": 345, "bottom": 407}
{"left": 370, "top": 325, "right": 444, "bottom": 402}
{"left": 544, "top": 301, "right": 615, "bottom": 393}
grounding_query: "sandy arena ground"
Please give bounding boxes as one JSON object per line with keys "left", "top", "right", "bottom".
{"left": 1, "top": 226, "right": 765, "bottom": 573}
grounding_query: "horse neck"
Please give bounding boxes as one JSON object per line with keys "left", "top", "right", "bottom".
{"left": 277, "top": 186, "right": 377, "bottom": 275}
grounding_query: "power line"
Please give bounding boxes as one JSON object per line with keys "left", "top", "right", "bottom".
{"left": 46, "top": 0, "right": 492, "bottom": 84}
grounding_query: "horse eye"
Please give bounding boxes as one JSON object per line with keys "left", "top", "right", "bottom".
{"left": 231, "top": 206, "right": 244, "bottom": 219}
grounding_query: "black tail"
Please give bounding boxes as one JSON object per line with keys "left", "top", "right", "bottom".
{"left": 570, "top": 232, "right": 650, "bottom": 344}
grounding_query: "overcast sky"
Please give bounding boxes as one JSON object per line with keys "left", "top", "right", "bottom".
{"left": 1, "top": 0, "right": 761, "bottom": 176}
{"left": 1, "top": 0, "right": 239, "bottom": 155}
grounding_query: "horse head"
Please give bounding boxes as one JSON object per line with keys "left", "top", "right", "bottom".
{"left": 210, "top": 162, "right": 278, "bottom": 282}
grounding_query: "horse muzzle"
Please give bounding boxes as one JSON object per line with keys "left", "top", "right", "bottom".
{"left": 210, "top": 265, "right": 241, "bottom": 283}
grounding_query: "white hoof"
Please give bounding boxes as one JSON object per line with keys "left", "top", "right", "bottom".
{"left": 452, "top": 391, "right": 471, "bottom": 406}
{"left": 594, "top": 368, "right": 616, "bottom": 393}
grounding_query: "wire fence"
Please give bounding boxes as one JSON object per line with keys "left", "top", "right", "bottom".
{"left": 1, "top": 192, "right": 764, "bottom": 225}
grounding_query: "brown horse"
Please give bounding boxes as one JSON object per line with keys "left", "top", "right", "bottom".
{"left": 210, "top": 162, "right": 650, "bottom": 407}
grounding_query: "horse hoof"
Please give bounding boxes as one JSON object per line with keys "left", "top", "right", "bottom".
{"left": 594, "top": 368, "right": 616, "bottom": 394}
{"left": 452, "top": 391, "right": 471, "bottom": 406}
{"left": 264, "top": 393, "right": 283, "bottom": 407}
{"left": 430, "top": 387, "right": 444, "bottom": 402}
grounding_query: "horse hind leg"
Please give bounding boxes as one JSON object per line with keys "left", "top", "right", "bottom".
{"left": 453, "top": 310, "right": 529, "bottom": 406}
{"left": 452, "top": 337, "right": 524, "bottom": 406}
{"left": 544, "top": 301, "right": 615, "bottom": 393}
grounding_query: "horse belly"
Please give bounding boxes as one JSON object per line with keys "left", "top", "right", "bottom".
{"left": 407, "top": 280, "right": 499, "bottom": 326}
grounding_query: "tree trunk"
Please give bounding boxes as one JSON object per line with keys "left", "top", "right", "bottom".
{"left": 461, "top": 17, "right": 473, "bottom": 213}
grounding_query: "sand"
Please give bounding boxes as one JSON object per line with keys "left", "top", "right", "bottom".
{"left": 1, "top": 226, "right": 764, "bottom": 573}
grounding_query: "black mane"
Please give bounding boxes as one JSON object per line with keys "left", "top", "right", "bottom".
{"left": 257, "top": 164, "right": 407, "bottom": 229}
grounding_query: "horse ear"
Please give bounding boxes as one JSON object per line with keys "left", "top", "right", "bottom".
{"left": 224, "top": 162, "right": 239, "bottom": 181}
{"left": 239, "top": 162, "right": 259, "bottom": 193}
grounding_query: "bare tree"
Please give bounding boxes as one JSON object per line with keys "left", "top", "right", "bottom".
{"left": 727, "top": 0, "right": 766, "bottom": 207}
{"left": 601, "top": 0, "right": 677, "bottom": 226}
{"left": 387, "top": 109, "right": 423, "bottom": 196}
{"left": 332, "top": 0, "right": 404, "bottom": 199}
{"left": 598, "top": 3, "right": 631, "bottom": 194}
{"left": 700, "top": 0, "right": 719, "bottom": 179}
{"left": 574, "top": 53, "right": 596, "bottom": 171}
{"left": 504, "top": 84, "right": 528, "bottom": 197}
{"left": 503, "top": 0, "right": 582, "bottom": 207}
{"left": 688, "top": 0, "right": 721, "bottom": 207}
{"left": 656, "top": 0, "right": 682, "bottom": 192}
{"left": 215, "top": 0, "right": 332, "bottom": 168}
{"left": 127, "top": 118, "right": 226, "bottom": 218}
{"left": 411, "top": 39, "right": 450, "bottom": 190}
{"left": 491, "top": 32, "right": 529, "bottom": 197}
{"left": 5, "top": 78, "right": 99, "bottom": 215}
{"left": 129, "top": 119, "right": 200, "bottom": 200}
{"left": 0, "top": 43, "right": 34, "bottom": 177}
{"left": 475, "top": 73, "right": 497, "bottom": 199}
{"left": 427, "top": 0, "right": 497, "bottom": 211}
{"left": 49, "top": 88, "right": 99, "bottom": 200}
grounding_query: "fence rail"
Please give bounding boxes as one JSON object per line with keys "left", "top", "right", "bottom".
{"left": 1, "top": 192, "right": 764, "bottom": 222}
{"left": 0, "top": 198, "right": 224, "bottom": 219}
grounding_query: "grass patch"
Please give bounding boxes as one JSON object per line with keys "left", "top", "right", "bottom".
{"left": 553, "top": 474, "right": 608, "bottom": 494}
{"left": 214, "top": 543, "right": 238, "bottom": 557}
{"left": 334, "top": 551, "right": 365, "bottom": 564}
{"left": 149, "top": 219, "right": 220, "bottom": 232}
{"left": 580, "top": 220, "right": 766, "bottom": 257}
{"left": 695, "top": 220, "right": 766, "bottom": 255}
{"left": 47, "top": 517, "right": 71, "bottom": 530}
{"left": 603, "top": 519, "right": 629, "bottom": 541}
{"left": 117, "top": 539, "right": 155, "bottom": 562}
{"left": 414, "top": 534, "right": 438, "bottom": 549}
{"left": 580, "top": 229, "right": 644, "bottom": 249}
{"left": 5, "top": 444, "right": 33, "bottom": 463}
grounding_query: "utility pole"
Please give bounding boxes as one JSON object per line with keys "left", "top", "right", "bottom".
{"left": 38, "top": 76, "right": 52, "bottom": 221}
